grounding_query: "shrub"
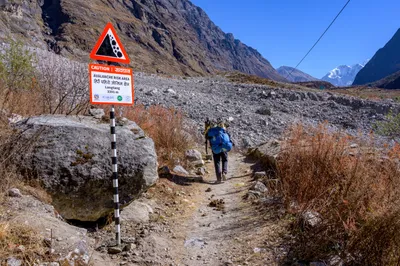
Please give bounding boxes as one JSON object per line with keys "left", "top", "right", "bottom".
{"left": 122, "top": 104, "right": 195, "bottom": 166}
{"left": 0, "top": 39, "right": 39, "bottom": 116}
{"left": 278, "top": 123, "right": 400, "bottom": 265}
{"left": 374, "top": 111, "right": 400, "bottom": 139}
{"left": 0, "top": 39, "right": 89, "bottom": 117}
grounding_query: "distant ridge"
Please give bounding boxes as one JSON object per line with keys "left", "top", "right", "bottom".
{"left": 277, "top": 66, "right": 318, "bottom": 82}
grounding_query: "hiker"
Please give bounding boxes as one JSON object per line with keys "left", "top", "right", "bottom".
{"left": 205, "top": 118, "right": 234, "bottom": 184}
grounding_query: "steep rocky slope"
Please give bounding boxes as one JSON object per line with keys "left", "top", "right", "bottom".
{"left": 277, "top": 66, "right": 318, "bottom": 82}
{"left": 369, "top": 70, "right": 400, "bottom": 89}
{"left": 353, "top": 28, "right": 400, "bottom": 85}
{"left": 0, "top": 0, "right": 285, "bottom": 81}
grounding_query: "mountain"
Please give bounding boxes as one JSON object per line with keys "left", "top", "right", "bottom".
{"left": 276, "top": 66, "right": 318, "bottom": 82}
{"left": 322, "top": 63, "right": 366, "bottom": 86}
{"left": 368, "top": 70, "right": 400, "bottom": 89}
{"left": 0, "top": 0, "right": 285, "bottom": 81}
{"left": 353, "top": 28, "right": 400, "bottom": 85}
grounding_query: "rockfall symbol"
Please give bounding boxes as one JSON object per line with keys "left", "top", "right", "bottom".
{"left": 90, "top": 22, "right": 130, "bottom": 64}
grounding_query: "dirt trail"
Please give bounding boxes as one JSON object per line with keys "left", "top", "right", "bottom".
{"left": 170, "top": 153, "right": 284, "bottom": 266}
{"left": 92, "top": 153, "right": 286, "bottom": 265}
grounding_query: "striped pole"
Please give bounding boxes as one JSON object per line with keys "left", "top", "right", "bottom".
{"left": 110, "top": 105, "right": 121, "bottom": 246}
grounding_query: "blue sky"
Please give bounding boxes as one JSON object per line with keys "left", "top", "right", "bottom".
{"left": 191, "top": 0, "right": 400, "bottom": 78}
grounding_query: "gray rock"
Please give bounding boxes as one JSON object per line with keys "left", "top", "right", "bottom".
{"left": 253, "top": 172, "right": 266, "bottom": 180}
{"left": 350, "top": 143, "right": 359, "bottom": 148}
{"left": 13, "top": 115, "right": 158, "bottom": 222}
{"left": 252, "top": 181, "right": 268, "bottom": 194}
{"left": 108, "top": 246, "right": 123, "bottom": 254}
{"left": 121, "top": 201, "right": 153, "bottom": 224}
{"left": 301, "top": 211, "right": 322, "bottom": 228}
{"left": 185, "top": 149, "right": 202, "bottom": 161}
{"left": 7, "top": 258, "right": 22, "bottom": 266}
{"left": 193, "top": 159, "right": 205, "bottom": 167}
{"left": 196, "top": 167, "right": 206, "bottom": 176}
{"left": 173, "top": 165, "right": 189, "bottom": 175}
{"left": 249, "top": 140, "right": 281, "bottom": 174}
{"left": 88, "top": 108, "right": 105, "bottom": 119}
{"left": 123, "top": 243, "right": 136, "bottom": 251}
{"left": 8, "top": 188, "right": 22, "bottom": 198}
{"left": 164, "top": 88, "right": 176, "bottom": 94}
{"left": 256, "top": 106, "right": 272, "bottom": 116}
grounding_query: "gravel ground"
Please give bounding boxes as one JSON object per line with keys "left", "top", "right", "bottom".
{"left": 134, "top": 73, "right": 399, "bottom": 147}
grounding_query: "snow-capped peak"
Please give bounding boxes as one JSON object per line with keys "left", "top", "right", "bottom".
{"left": 322, "top": 61, "right": 367, "bottom": 87}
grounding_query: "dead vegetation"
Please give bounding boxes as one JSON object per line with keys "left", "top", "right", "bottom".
{"left": 122, "top": 104, "right": 196, "bottom": 167}
{"left": 277, "top": 123, "right": 400, "bottom": 265}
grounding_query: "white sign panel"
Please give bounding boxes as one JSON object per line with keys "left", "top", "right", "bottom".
{"left": 89, "top": 64, "right": 134, "bottom": 105}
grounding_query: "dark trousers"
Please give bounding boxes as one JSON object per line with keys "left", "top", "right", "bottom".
{"left": 212, "top": 151, "right": 228, "bottom": 181}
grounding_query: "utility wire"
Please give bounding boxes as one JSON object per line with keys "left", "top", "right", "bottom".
{"left": 285, "top": 0, "right": 351, "bottom": 80}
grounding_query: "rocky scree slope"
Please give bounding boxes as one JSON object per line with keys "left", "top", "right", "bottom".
{"left": 353, "top": 28, "right": 400, "bottom": 85}
{"left": 277, "top": 66, "right": 318, "bottom": 82}
{"left": 0, "top": 0, "right": 285, "bottom": 81}
{"left": 135, "top": 73, "right": 399, "bottom": 147}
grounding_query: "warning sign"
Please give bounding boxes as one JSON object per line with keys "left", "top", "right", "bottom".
{"left": 89, "top": 64, "right": 134, "bottom": 105}
{"left": 90, "top": 23, "right": 130, "bottom": 64}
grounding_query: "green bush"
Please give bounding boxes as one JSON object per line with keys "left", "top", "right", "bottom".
{"left": 374, "top": 111, "right": 400, "bottom": 138}
{"left": 0, "top": 39, "right": 37, "bottom": 114}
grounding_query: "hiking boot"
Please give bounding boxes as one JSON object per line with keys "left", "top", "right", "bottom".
{"left": 215, "top": 180, "right": 222, "bottom": 184}
{"left": 222, "top": 173, "right": 227, "bottom": 181}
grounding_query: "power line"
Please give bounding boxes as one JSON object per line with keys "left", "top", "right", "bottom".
{"left": 285, "top": 0, "right": 351, "bottom": 80}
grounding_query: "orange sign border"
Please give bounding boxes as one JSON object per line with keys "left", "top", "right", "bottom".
{"left": 90, "top": 22, "right": 131, "bottom": 64}
{"left": 89, "top": 64, "right": 135, "bottom": 106}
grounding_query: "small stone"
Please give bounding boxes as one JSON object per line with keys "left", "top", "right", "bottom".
{"left": 196, "top": 167, "right": 206, "bottom": 176}
{"left": 164, "top": 88, "right": 176, "bottom": 94}
{"left": 252, "top": 181, "right": 268, "bottom": 194}
{"left": 56, "top": 237, "right": 62, "bottom": 241}
{"left": 15, "top": 245, "right": 25, "bottom": 253}
{"left": 123, "top": 243, "right": 136, "bottom": 251}
{"left": 89, "top": 108, "right": 105, "bottom": 119}
{"left": 253, "top": 171, "right": 266, "bottom": 179}
{"left": 205, "top": 188, "right": 212, "bottom": 192}
{"left": 193, "top": 160, "right": 205, "bottom": 167}
{"left": 7, "top": 257, "right": 22, "bottom": 266}
{"left": 8, "top": 188, "right": 22, "bottom": 198}
{"left": 173, "top": 165, "right": 189, "bottom": 175}
{"left": 185, "top": 149, "right": 202, "bottom": 161}
{"left": 302, "top": 211, "right": 322, "bottom": 227}
{"left": 108, "top": 246, "right": 123, "bottom": 254}
{"left": 350, "top": 143, "right": 359, "bottom": 148}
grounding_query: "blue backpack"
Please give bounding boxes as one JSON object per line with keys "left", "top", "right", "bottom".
{"left": 207, "top": 126, "right": 233, "bottom": 154}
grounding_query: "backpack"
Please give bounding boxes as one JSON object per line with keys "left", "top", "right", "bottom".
{"left": 207, "top": 126, "right": 233, "bottom": 154}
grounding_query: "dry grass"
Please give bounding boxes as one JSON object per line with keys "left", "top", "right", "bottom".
{"left": 0, "top": 222, "right": 48, "bottom": 264}
{"left": 122, "top": 104, "right": 195, "bottom": 167}
{"left": 277, "top": 123, "right": 400, "bottom": 265}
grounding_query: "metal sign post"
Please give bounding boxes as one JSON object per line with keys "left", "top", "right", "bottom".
{"left": 110, "top": 105, "right": 121, "bottom": 245}
{"left": 89, "top": 22, "right": 134, "bottom": 247}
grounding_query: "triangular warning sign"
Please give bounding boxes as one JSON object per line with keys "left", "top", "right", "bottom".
{"left": 90, "top": 23, "right": 130, "bottom": 64}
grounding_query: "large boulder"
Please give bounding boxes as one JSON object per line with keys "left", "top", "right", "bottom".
{"left": 12, "top": 115, "right": 158, "bottom": 221}
{"left": 248, "top": 139, "right": 281, "bottom": 176}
